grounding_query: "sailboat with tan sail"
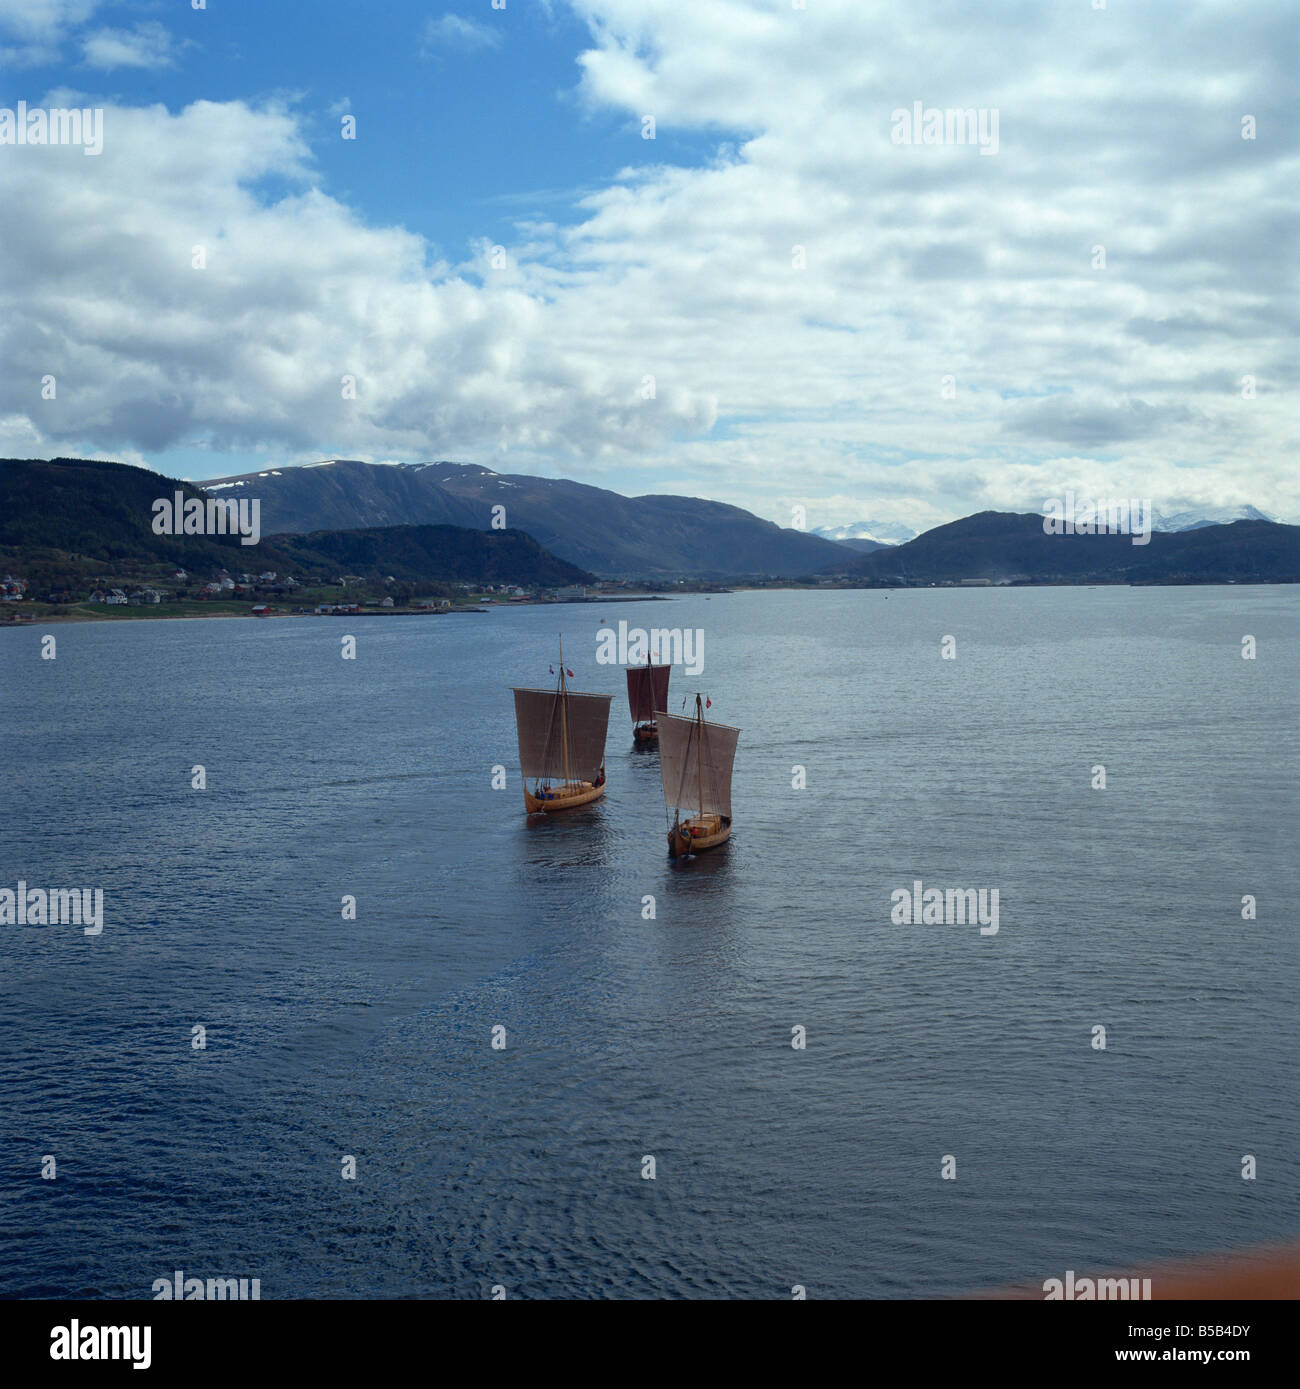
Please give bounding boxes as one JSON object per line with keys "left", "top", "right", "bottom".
{"left": 511, "top": 647, "right": 612, "bottom": 813}
{"left": 626, "top": 658, "right": 670, "bottom": 746}
{"left": 659, "top": 694, "right": 740, "bottom": 856}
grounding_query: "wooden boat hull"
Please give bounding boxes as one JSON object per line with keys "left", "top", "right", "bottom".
{"left": 668, "top": 815, "right": 731, "bottom": 857}
{"left": 524, "top": 780, "right": 605, "bottom": 814}
{"left": 632, "top": 722, "right": 659, "bottom": 746}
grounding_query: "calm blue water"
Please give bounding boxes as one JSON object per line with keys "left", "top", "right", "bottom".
{"left": 1, "top": 586, "right": 1296, "bottom": 1298}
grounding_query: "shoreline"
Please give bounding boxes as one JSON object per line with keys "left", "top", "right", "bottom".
{"left": 1, "top": 593, "right": 673, "bottom": 625}
{"left": 2, "top": 580, "right": 1292, "bottom": 628}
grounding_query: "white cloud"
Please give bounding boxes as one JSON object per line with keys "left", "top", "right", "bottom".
{"left": 0, "top": 0, "right": 1295, "bottom": 528}
{"left": 81, "top": 21, "right": 178, "bottom": 71}
{"left": 0, "top": 0, "right": 101, "bottom": 65}
{"left": 0, "top": 97, "right": 708, "bottom": 467}
{"left": 0, "top": 0, "right": 100, "bottom": 41}
{"left": 420, "top": 14, "right": 503, "bottom": 55}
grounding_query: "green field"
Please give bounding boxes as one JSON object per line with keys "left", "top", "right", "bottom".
{"left": 8, "top": 599, "right": 256, "bottom": 621}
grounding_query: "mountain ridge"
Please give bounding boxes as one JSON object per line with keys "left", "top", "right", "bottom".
{"left": 0, "top": 458, "right": 593, "bottom": 594}
{"left": 201, "top": 459, "right": 849, "bottom": 579}
{"left": 825, "top": 510, "right": 1300, "bottom": 584}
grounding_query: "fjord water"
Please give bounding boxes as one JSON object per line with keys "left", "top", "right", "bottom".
{"left": 1, "top": 586, "right": 1296, "bottom": 1299}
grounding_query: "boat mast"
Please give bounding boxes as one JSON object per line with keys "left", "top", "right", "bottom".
{"left": 559, "top": 639, "right": 571, "bottom": 787}
{"left": 695, "top": 693, "right": 704, "bottom": 819}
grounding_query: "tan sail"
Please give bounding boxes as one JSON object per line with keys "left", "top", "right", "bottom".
{"left": 513, "top": 688, "right": 611, "bottom": 783}
{"left": 511, "top": 659, "right": 611, "bottom": 814}
{"left": 660, "top": 697, "right": 739, "bottom": 854}
{"left": 659, "top": 708, "right": 739, "bottom": 817}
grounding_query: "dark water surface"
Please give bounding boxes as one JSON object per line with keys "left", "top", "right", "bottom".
{"left": 1, "top": 586, "right": 1296, "bottom": 1298}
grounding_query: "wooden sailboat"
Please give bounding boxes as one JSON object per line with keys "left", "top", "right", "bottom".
{"left": 626, "top": 659, "right": 670, "bottom": 746}
{"left": 659, "top": 695, "right": 740, "bottom": 857}
{"left": 511, "top": 649, "right": 612, "bottom": 814}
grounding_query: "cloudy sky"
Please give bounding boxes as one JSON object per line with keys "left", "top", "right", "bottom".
{"left": 0, "top": 0, "right": 1294, "bottom": 530}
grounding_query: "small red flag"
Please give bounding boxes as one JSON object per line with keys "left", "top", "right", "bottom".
{"left": 566, "top": 668, "right": 574, "bottom": 678}
{"left": 706, "top": 696, "right": 712, "bottom": 708}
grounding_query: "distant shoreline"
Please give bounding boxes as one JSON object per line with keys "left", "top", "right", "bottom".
{"left": 1, "top": 593, "right": 673, "bottom": 625}
{"left": 4, "top": 580, "right": 1294, "bottom": 629}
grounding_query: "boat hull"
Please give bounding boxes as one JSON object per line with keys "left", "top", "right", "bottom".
{"left": 668, "top": 815, "right": 731, "bottom": 857}
{"left": 632, "top": 721, "right": 659, "bottom": 746}
{"left": 524, "top": 780, "right": 605, "bottom": 814}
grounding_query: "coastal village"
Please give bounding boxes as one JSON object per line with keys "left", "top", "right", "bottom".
{"left": 0, "top": 565, "right": 668, "bottom": 622}
{"left": 1, "top": 560, "right": 1016, "bottom": 624}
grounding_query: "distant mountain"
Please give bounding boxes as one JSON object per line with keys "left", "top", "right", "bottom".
{"left": 1152, "top": 504, "right": 1277, "bottom": 532}
{"left": 275, "top": 524, "right": 590, "bottom": 588}
{"left": 812, "top": 519, "right": 917, "bottom": 546}
{"left": 827, "top": 511, "right": 1300, "bottom": 585}
{"left": 0, "top": 457, "right": 260, "bottom": 571}
{"left": 827, "top": 537, "right": 887, "bottom": 554}
{"left": 205, "top": 459, "right": 483, "bottom": 532}
{"left": 202, "top": 459, "right": 847, "bottom": 579}
{"left": 12, "top": 459, "right": 1288, "bottom": 596}
{"left": 0, "top": 458, "right": 592, "bottom": 593}
{"left": 809, "top": 508, "right": 1283, "bottom": 545}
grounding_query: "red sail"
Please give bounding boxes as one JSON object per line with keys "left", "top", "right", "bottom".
{"left": 626, "top": 663, "right": 671, "bottom": 722}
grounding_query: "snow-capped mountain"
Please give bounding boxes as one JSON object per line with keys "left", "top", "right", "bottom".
{"left": 812, "top": 519, "right": 918, "bottom": 546}
{"left": 1152, "top": 505, "right": 1277, "bottom": 532}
